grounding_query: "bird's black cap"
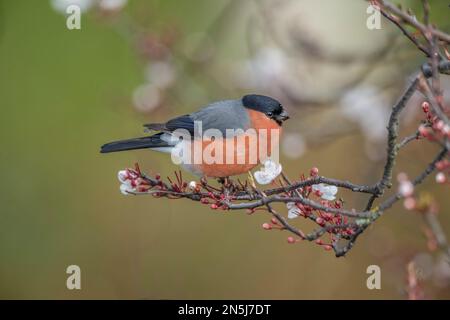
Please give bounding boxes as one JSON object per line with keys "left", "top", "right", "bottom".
{"left": 242, "top": 94, "right": 283, "bottom": 114}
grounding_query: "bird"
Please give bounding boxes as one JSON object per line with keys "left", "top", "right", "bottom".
{"left": 100, "top": 94, "right": 289, "bottom": 178}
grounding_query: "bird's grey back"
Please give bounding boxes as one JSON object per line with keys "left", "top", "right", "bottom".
{"left": 190, "top": 99, "right": 251, "bottom": 135}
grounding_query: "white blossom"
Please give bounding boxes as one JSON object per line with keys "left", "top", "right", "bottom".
{"left": 117, "top": 169, "right": 141, "bottom": 195}
{"left": 117, "top": 170, "right": 128, "bottom": 184}
{"left": 340, "top": 85, "right": 389, "bottom": 142}
{"left": 312, "top": 184, "right": 338, "bottom": 201}
{"left": 99, "top": 0, "right": 127, "bottom": 11}
{"left": 188, "top": 181, "right": 197, "bottom": 190}
{"left": 145, "top": 61, "right": 177, "bottom": 89}
{"left": 132, "top": 83, "right": 161, "bottom": 113}
{"left": 443, "top": 124, "right": 450, "bottom": 135}
{"left": 282, "top": 133, "right": 306, "bottom": 159}
{"left": 435, "top": 172, "right": 446, "bottom": 184}
{"left": 119, "top": 182, "right": 135, "bottom": 195}
{"left": 253, "top": 159, "right": 282, "bottom": 185}
{"left": 236, "top": 47, "right": 288, "bottom": 90}
{"left": 286, "top": 202, "right": 301, "bottom": 219}
{"left": 398, "top": 180, "right": 414, "bottom": 197}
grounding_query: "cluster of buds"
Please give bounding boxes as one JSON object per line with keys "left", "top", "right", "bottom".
{"left": 200, "top": 192, "right": 229, "bottom": 211}
{"left": 166, "top": 171, "right": 188, "bottom": 193}
{"left": 419, "top": 101, "right": 450, "bottom": 141}
{"left": 285, "top": 235, "right": 334, "bottom": 249}
{"left": 117, "top": 167, "right": 205, "bottom": 197}
{"left": 289, "top": 168, "right": 338, "bottom": 202}
{"left": 260, "top": 167, "right": 355, "bottom": 252}
{"left": 287, "top": 202, "right": 313, "bottom": 219}
{"left": 262, "top": 218, "right": 284, "bottom": 231}
{"left": 118, "top": 168, "right": 150, "bottom": 195}
{"left": 435, "top": 159, "right": 449, "bottom": 184}
{"left": 313, "top": 238, "right": 333, "bottom": 251}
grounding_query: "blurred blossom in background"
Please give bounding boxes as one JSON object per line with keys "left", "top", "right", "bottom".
{"left": 51, "top": 0, "right": 128, "bottom": 13}
{"left": 51, "top": 0, "right": 95, "bottom": 13}
{"left": 0, "top": 0, "right": 449, "bottom": 299}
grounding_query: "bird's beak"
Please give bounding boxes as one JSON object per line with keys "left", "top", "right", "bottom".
{"left": 275, "top": 110, "right": 290, "bottom": 122}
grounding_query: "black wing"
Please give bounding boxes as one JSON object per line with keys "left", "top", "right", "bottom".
{"left": 144, "top": 114, "right": 195, "bottom": 136}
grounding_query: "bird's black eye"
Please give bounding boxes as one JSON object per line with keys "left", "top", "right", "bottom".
{"left": 267, "top": 112, "right": 273, "bottom": 117}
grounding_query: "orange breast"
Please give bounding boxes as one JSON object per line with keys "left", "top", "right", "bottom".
{"left": 193, "top": 110, "right": 282, "bottom": 178}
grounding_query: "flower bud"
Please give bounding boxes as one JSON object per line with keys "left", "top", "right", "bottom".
{"left": 287, "top": 236, "right": 296, "bottom": 244}
{"left": 310, "top": 167, "right": 319, "bottom": 177}
{"left": 315, "top": 217, "right": 325, "bottom": 225}
{"left": 399, "top": 180, "right": 414, "bottom": 197}
{"left": 262, "top": 223, "right": 272, "bottom": 230}
{"left": 435, "top": 160, "right": 446, "bottom": 171}
{"left": 403, "top": 197, "right": 416, "bottom": 210}
{"left": 434, "top": 120, "right": 444, "bottom": 131}
{"left": 418, "top": 125, "right": 429, "bottom": 138}
{"left": 421, "top": 101, "right": 430, "bottom": 113}
{"left": 435, "top": 172, "right": 446, "bottom": 184}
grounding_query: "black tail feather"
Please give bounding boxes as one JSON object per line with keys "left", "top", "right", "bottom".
{"left": 100, "top": 133, "right": 168, "bottom": 153}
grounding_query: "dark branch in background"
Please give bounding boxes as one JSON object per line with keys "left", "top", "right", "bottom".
{"left": 122, "top": 0, "right": 449, "bottom": 257}
{"left": 423, "top": 209, "right": 450, "bottom": 259}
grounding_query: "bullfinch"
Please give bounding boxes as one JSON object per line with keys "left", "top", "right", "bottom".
{"left": 100, "top": 94, "right": 289, "bottom": 178}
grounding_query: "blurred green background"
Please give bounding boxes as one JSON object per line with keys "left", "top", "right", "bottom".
{"left": 0, "top": 0, "right": 449, "bottom": 299}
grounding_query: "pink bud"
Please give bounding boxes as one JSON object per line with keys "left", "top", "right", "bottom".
{"left": 128, "top": 169, "right": 139, "bottom": 180}
{"left": 436, "top": 172, "right": 446, "bottom": 184}
{"left": 323, "top": 213, "right": 333, "bottom": 221}
{"left": 310, "top": 167, "right": 319, "bottom": 177}
{"left": 262, "top": 223, "right": 272, "bottom": 230}
{"left": 271, "top": 218, "right": 279, "bottom": 225}
{"left": 435, "top": 160, "right": 446, "bottom": 171}
{"left": 287, "top": 236, "right": 296, "bottom": 244}
{"left": 418, "top": 125, "right": 429, "bottom": 138}
{"left": 210, "top": 204, "right": 218, "bottom": 209}
{"left": 443, "top": 124, "right": 450, "bottom": 137}
{"left": 323, "top": 245, "right": 332, "bottom": 251}
{"left": 315, "top": 217, "right": 325, "bottom": 225}
{"left": 421, "top": 101, "right": 430, "bottom": 113}
{"left": 403, "top": 197, "right": 416, "bottom": 210}
{"left": 155, "top": 174, "right": 161, "bottom": 180}
{"left": 315, "top": 239, "right": 323, "bottom": 245}
{"left": 434, "top": 120, "right": 444, "bottom": 131}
